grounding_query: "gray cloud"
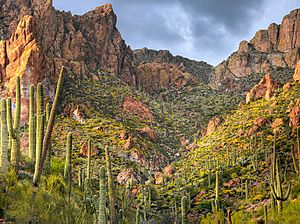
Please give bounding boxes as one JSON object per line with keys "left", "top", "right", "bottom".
{"left": 53, "top": 0, "right": 300, "bottom": 65}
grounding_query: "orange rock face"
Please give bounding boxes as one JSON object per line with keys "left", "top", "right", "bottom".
{"left": 0, "top": 1, "right": 137, "bottom": 122}
{"left": 210, "top": 9, "right": 300, "bottom": 91}
{"left": 246, "top": 74, "right": 281, "bottom": 103}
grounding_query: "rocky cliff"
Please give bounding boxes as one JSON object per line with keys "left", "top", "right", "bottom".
{"left": 0, "top": 0, "right": 137, "bottom": 120}
{"left": 210, "top": 9, "right": 300, "bottom": 91}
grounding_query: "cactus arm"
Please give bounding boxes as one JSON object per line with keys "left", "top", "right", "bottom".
{"left": 291, "top": 146, "right": 299, "bottom": 174}
{"left": 282, "top": 183, "right": 291, "bottom": 201}
{"left": 6, "top": 98, "right": 16, "bottom": 139}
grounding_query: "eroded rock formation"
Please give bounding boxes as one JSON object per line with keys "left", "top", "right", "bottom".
{"left": 210, "top": 9, "right": 300, "bottom": 91}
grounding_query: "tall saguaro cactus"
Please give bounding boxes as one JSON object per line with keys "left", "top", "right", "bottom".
{"left": 7, "top": 77, "right": 21, "bottom": 172}
{"left": 87, "top": 139, "right": 91, "bottom": 182}
{"left": 33, "top": 66, "right": 64, "bottom": 186}
{"left": 44, "top": 102, "right": 51, "bottom": 175}
{"left": 29, "top": 85, "right": 36, "bottom": 160}
{"left": 98, "top": 166, "right": 107, "bottom": 224}
{"left": 181, "top": 196, "right": 188, "bottom": 224}
{"left": 0, "top": 99, "right": 9, "bottom": 175}
{"left": 105, "top": 146, "right": 117, "bottom": 224}
{"left": 33, "top": 83, "right": 44, "bottom": 184}
{"left": 214, "top": 170, "right": 220, "bottom": 211}
{"left": 291, "top": 127, "right": 300, "bottom": 175}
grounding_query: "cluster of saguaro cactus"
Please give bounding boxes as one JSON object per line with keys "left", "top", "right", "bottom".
{"left": 105, "top": 146, "right": 117, "bottom": 224}
{"left": 33, "top": 66, "right": 64, "bottom": 186}
{"left": 270, "top": 134, "right": 291, "bottom": 213}
{"left": 7, "top": 77, "right": 21, "bottom": 172}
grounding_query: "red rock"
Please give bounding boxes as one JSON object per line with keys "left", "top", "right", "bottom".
{"left": 119, "top": 131, "right": 129, "bottom": 140}
{"left": 123, "top": 96, "right": 154, "bottom": 121}
{"left": 204, "top": 117, "right": 222, "bottom": 136}
{"left": 137, "top": 62, "right": 196, "bottom": 94}
{"left": 289, "top": 100, "right": 300, "bottom": 128}
{"left": 253, "top": 117, "right": 268, "bottom": 127}
{"left": 246, "top": 74, "right": 280, "bottom": 103}
{"left": 136, "top": 127, "right": 157, "bottom": 142}
{"left": 154, "top": 172, "right": 164, "bottom": 185}
{"left": 163, "top": 165, "right": 174, "bottom": 175}
{"left": 80, "top": 140, "right": 98, "bottom": 157}
{"left": 116, "top": 170, "right": 138, "bottom": 185}
{"left": 271, "top": 118, "right": 284, "bottom": 129}
{"left": 123, "top": 135, "right": 133, "bottom": 150}
{"left": 293, "top": 60, "right": 300, "bottom": 82}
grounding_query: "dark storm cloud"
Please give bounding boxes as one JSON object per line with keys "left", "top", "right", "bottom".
{"left": 53, "top": 0, "right": 300, "bottom": 65}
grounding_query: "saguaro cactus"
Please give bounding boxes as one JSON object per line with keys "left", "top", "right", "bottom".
{"left": 0, "top": 99, "right": 9, "bottom": 174}
{"left": 29, "top": 85, "right": 36, "bottom": 160}
{"left": 291, "top": 127, "right": 300, "bottom": 175}
{"left": 270, "top": 158, "right": 291, "bottom": 213}
{"left": 33, "top": 83, "right": 44, "bottom": 184}
{"left": 181, "top": 196, "right": 188, "bottom": 224}
{"left": 105, "top": 146, "right": 117, "bottom": 224}
{"left": 64, "top": 133, "right": 73, "bottom": 197}
{"left": 87, "top": 139, "right": 91, "bottom": 182}
{"left": 7, "top": 77, "right": 21, "bottom": 172}
{"left": 264, "top": 205, "right": 268, "bottom": 224}
{"left": 44, "top": 102, "right": 51, "bottom": 175}
{"left": 135, "top": 207, "right": 140, "bottom": 224}
{"left": 214, "top": 170, "right": 220, "bottom": 211}
{"left": 98, "top": 166, "right": 107, "bottom": 224}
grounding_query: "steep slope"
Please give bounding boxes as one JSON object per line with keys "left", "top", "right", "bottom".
{"left": 152, "top": 62, "right": 300, "bottom": 223}
{"left": 210, "top": 9, "right": 300, "bottom": 92}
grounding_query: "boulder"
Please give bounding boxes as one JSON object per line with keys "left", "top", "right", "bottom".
{"left": 80, "top": 140, "right": 99, "bottom": 157}
{"left": 246, "top": 74, "right": 280, "bottom": 103}
{"left": 204, "top": 117, "right": 222, "bottom": 136}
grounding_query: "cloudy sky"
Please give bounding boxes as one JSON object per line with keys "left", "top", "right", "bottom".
{"left": 53, "top": 0, "right": 300, "bottom": 66}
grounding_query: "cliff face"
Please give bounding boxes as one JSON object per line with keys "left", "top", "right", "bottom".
{"left": 0, "top": 0, "right": 137, "bottom": 121}
{"left": 210, "top": 9, "right": 300, "bottom": 91}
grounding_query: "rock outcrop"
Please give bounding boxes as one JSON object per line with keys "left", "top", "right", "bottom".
{"left": 137, "top": 62, "right": 196, "bottom": 94}
{"left": 210, "top": 9, "right": 300, "bottom": 91}
{"left": 0, "top": 0, "right": 137, "bottom": 121}
{"left": 293, "top": 60, "right": 300, "bottom": 81}
{"left": 246, "top": 74, "right": 281, "bottom": 103}
{"left": 134, "top": 48, "right": 213, "bottom": 84}
{"left": 204, "top": 117, "right": 222, "bottom": 136}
